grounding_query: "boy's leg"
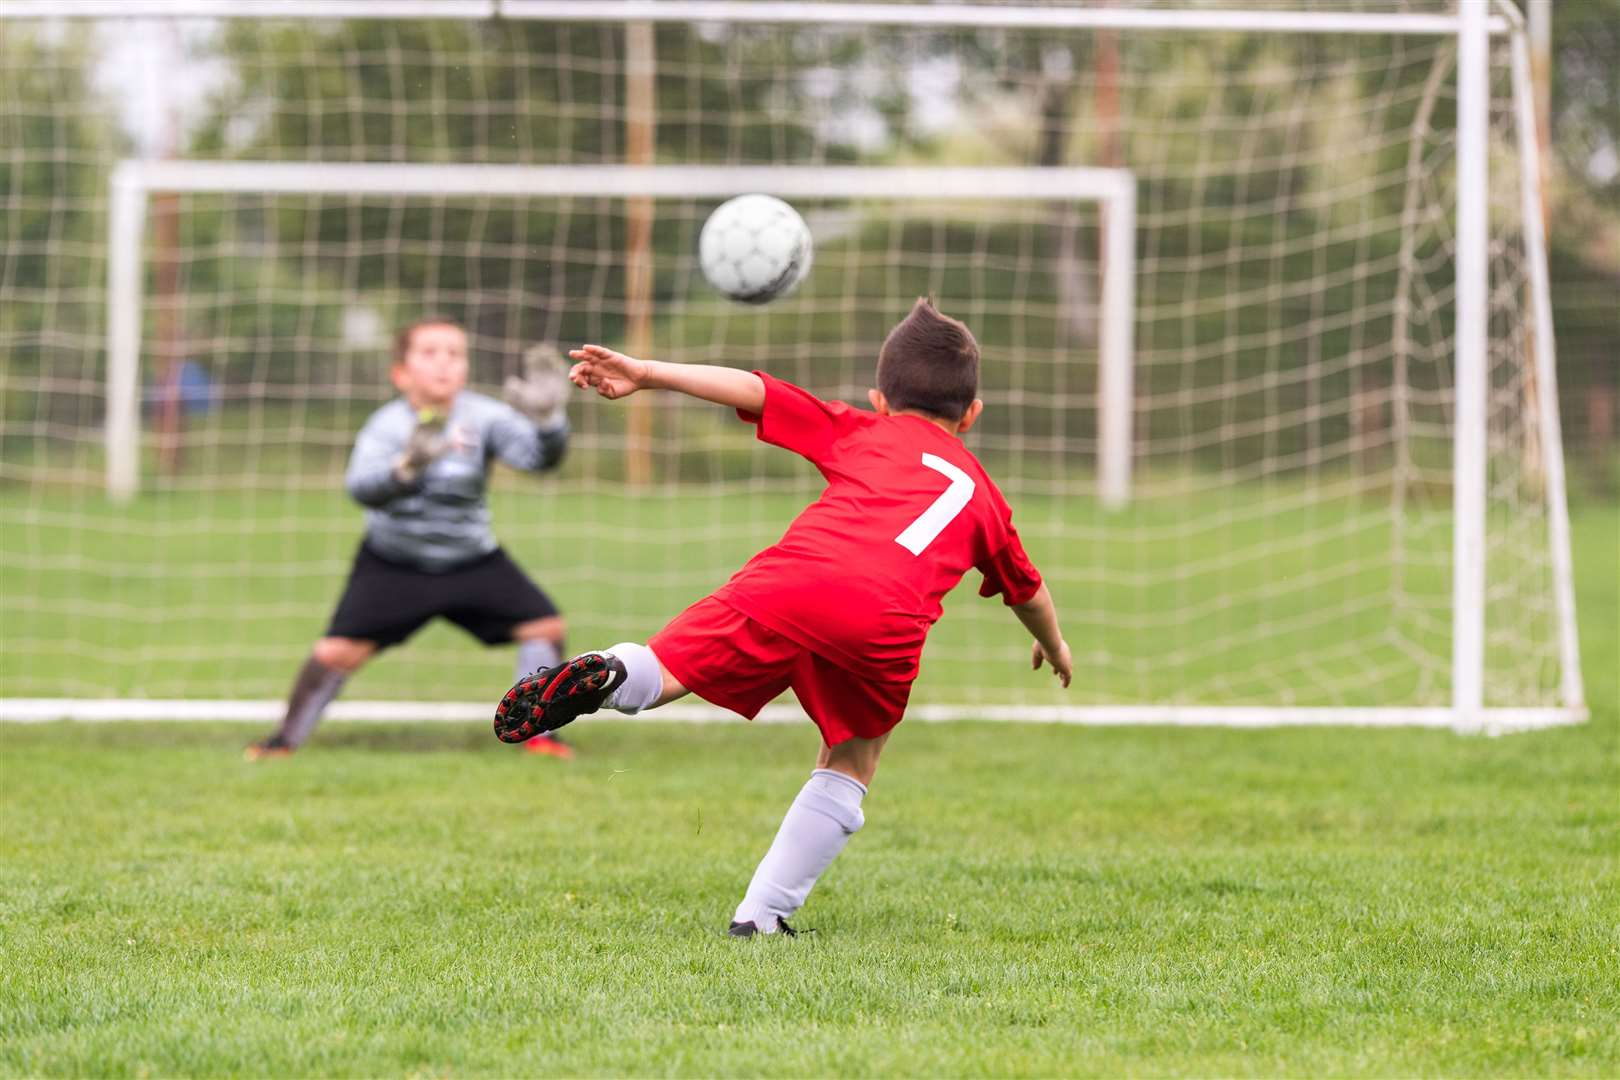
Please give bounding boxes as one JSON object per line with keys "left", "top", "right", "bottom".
{"left": 512, "top": 615, "right": 566, "bottom": 678}
{"left": 511, "top": 617, "right": 574, "bottom": 756}
{"left": 730, "top": 733, "right": 889, "bottom": 936}
{"left": 527, "top": 639, "right": 687, "bottom": 713}
{"left": 601, "top": 641, "right": 687, "bottom": 713}
{"left": 246, "top": 636, "right": 374, "bottom": 758}
{"left": 254, "top": 541, "right": 440, "bottom": 757}
{"left": 493, "top": 592, "right": 774, "bottom": 742}
{"left": 492, "top": 641, "right": 689, "bottom": 742}
{"left": 444, "top": 554, "right": 563, "bottom": 678}
{"left": 818, "top": 731, "right": 889, "bottom": 786}
{"left": 731, "top": 652, "right": 907, "bottom": 936}
{"left": 439, "top": 551, "right": 575, "bottom": 747}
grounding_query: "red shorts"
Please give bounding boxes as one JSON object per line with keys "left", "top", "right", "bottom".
{"left": 649, "top": 595, "right": 912, "bottom": 746}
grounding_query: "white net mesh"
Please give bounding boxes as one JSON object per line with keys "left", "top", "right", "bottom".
{"left": 0, "top": 9, "right": 1575, "bottom": 717}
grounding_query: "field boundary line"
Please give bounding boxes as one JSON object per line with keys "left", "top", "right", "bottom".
{"left": 0, "top": 699, "right": 1585, "bottom": 736}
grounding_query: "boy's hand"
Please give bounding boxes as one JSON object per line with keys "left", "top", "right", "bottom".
{"left": 504, "top": 343, "right": 571, "bottom": 427}
{"left": 392, "top": 410, "right": 450, "bottom": 486}
{"left": 568, "top": 344, "right": 653, "bottom": 400}
{"left": 1032, "top": 639, "right": 1073, "bottom": 689}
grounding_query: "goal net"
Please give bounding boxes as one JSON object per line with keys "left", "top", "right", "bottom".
{"left": 0, "top": 2, "right": 1583, "bottom": 732}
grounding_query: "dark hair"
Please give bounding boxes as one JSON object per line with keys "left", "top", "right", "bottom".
{"left": 875, "top": 297, "right": 980, "bottom": 421}
{"left": 392, "top": 316, "right": 466, "bottom": 364}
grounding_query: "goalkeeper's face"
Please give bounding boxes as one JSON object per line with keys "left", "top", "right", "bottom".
{"left": 392, "top": 323, "right": 469, "bottom": 409}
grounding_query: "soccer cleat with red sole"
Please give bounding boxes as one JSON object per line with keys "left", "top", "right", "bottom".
{"left": 493, "top": 652, "right": 626, "bottom": 743}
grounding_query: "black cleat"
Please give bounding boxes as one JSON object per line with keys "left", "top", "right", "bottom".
{"left": 727, "top": 918, "right": 801, "bottom": 938}
{"left": 493, "top": 652, "right": 627, "bottom": 743}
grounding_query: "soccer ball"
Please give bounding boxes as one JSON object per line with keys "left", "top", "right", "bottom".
{"left": 698, "top": 194, "right": 813, "bottom": 304}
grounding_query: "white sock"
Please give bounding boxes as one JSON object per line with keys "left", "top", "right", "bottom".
{"left": 603, "top": 641, "right": 662, "bottom": 714}
{"left": 732, "top": 769, "right": 867, "bottom": 933}
{"left": 514, "top": 638, "right": 562, "bottom": 681}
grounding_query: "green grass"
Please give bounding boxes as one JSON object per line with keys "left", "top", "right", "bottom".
{"left": 1, "top": 501, "right": 1616, "bottom": 1075}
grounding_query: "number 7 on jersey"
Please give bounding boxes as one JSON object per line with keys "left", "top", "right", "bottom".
{"left": 894, "top": 453, "right": 976, "bottom": 555}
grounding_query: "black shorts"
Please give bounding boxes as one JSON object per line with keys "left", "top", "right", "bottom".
{"left": 325, "top": 543, "right": 559, "bottom": 649}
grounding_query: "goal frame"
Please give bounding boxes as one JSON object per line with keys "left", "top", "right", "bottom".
{"left": 1, "top": 0, "right": 1585, "bottom": 734}
{"left": 102, "top": 161, "right": 1138, "bottom": 508}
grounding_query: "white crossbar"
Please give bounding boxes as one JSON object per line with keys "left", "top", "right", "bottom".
{"left": 0, "top": 0, "right": 1512, "bottom": 35}
{"left": 502, "top": 2, "right": 1510, "bottom": 36}
{"left": 0, "top": 1, "right": 496, "bottom": 16}
{"left": 111, "top": 161, "right": 1133, "bottom": 201}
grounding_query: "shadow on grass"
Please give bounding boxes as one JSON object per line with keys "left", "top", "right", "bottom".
{"left": 1, "top": 720, "right": 505, "bottom": 755}
{"left": 312, "top": 725, "right": 498, "bottom": 754}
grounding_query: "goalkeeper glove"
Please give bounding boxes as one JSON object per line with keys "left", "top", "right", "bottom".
{"left": 392, "top": 408, "right": 451, "bottom": 486}
{"left": 503, "top": 342, "right": 571, "bottom": 429}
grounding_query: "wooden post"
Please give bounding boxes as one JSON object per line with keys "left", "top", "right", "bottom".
{"left": 152, "top": 192, "right": 184, "bottom": 476}
{"left": 1523, "top": 0, "right": 1553, "bottom": 489}
{"left": 623, "top": 21, "right": 656, "bottom": 487}
{"left": 1529, "top": 0, "right": 1552, "bottom": 234}
{"left": 154, "top": 23, "right": 186, "bottom": 477}
{"left": 1094, "top": 28, "right": 1121, "bottom": 171}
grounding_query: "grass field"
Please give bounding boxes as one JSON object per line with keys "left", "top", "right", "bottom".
{"left": 2, "top": 475, "right": 1597, "bottom": 709}
{"left": 1, "top": 500, "right": 1615, "bottom": 1075}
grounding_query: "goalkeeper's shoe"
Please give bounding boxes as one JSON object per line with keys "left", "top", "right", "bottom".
{"left": 243, "top": 735, "right": 294, "bottom": 761}
{"left": 727, "top": 917, "right": 802, "bottom": 939}
{"left": 493, "top": 652, "right": 626, "bottom": 743}
{"left": 524, "top": 732, "right": 575, "bottom": 760}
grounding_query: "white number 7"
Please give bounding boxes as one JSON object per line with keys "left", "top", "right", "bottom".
{"left": 894, "top": 453, "right": 976, "bottom": 556}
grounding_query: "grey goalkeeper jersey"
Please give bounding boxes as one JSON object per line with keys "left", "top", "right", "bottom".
{"left": 346, "top": 391, "right": 567, "bottom": 572}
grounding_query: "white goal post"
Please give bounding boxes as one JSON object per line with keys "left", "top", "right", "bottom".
{"left": 105, "top": 162, "right": 1139, "bottom": 508}
{"left": 0, "top": 1, "right": 1515, "bottom": 34}
{"left": 0, "top": 0, "right": 1585, "bottom": 736}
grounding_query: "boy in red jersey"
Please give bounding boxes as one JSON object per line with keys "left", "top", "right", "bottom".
{"left": 494, "top": 298, "right": 1072, "bottom": 936}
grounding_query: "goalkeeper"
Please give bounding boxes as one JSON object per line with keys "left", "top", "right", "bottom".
{"left": 247, "top": 318, "right": 573, "bottom": 759}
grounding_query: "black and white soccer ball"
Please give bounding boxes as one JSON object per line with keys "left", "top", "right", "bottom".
{"left": 698, "top": 194, "right": 813, "bottom": 304}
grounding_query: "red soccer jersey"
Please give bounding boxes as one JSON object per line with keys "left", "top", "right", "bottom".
{"left": 711, "top": 373, "right": 1042, "bottom": 683}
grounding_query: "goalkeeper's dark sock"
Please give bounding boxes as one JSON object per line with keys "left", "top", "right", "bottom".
{"left": 514, "top": 637, "right": 562, "bottom": 681}
{"left": 274, "top": 655, "right": 348, "bottom": 749}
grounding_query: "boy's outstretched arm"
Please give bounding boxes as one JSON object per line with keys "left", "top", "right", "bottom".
{"left": 569, "top": 344, "right": 765, "bottom": 413}
{"left": 1012, "top": 583, "right": 1073, "bottom": 688}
